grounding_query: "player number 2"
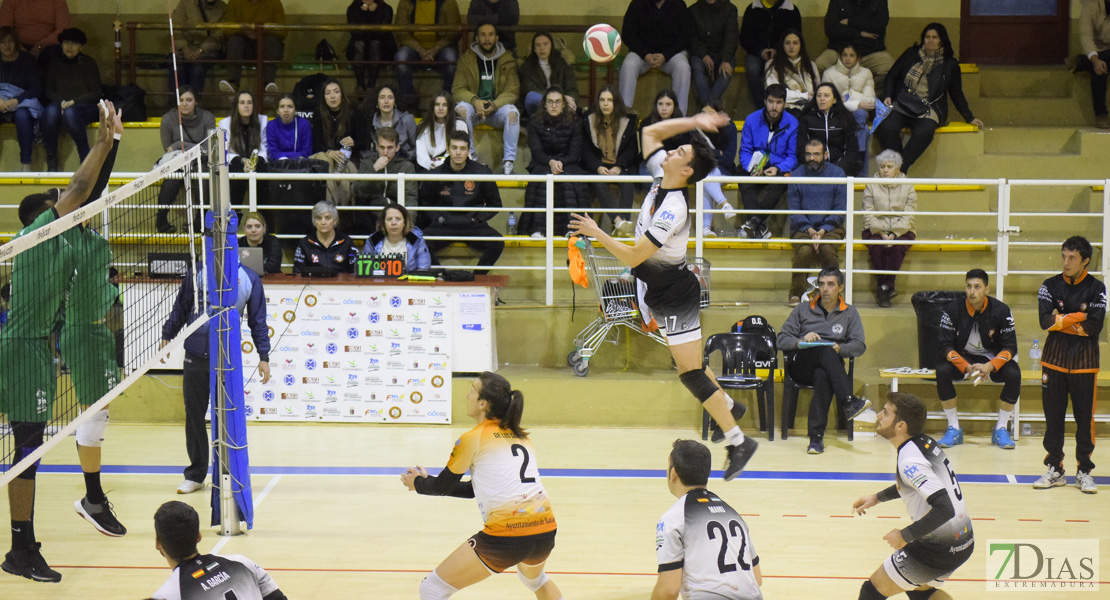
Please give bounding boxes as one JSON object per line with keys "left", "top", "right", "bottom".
{"left": 942, "top": 458, "right": 963, "bottom": 501}
{"left": 706, "top": 519, "right": 750, "bottom": 573}
{"left": 511, "top": 444, "right": 537, "bottom": 484}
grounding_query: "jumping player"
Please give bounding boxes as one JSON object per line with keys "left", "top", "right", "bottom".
{"left": 653, "top": 440, "right": 763, "bottom": 600}
{"left": 400, "top": 372, "right": 563, "bottom": 600}
{"left": 569, "top": 110, "right": 759, "bottom": 480}
{"left": 853, "top": 393, "right": 974, "bottom": 600}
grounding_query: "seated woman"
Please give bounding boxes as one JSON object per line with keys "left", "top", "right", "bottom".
{"left": 517, "top": 31, "right": 578, "bottom": 118}
{"left": 218, "top": 90, "right": 269, "bottom": 204}
{"left": 521, "top": 86, "right": 586, "bottom": 238}
{"left": 637, "top": 89, "right": 690, "bottom": 181}
{"left": 581, "top": 84, "right": 638, "bottom": 236}
{"left": 862, "top": 150, "right": 916, "bottom": 307}
{"left": 876, "top": 23, "right": 983, "bottom": 174}
{"left": 413, "top": 91, "right": 469, "bottom": 171}
{"left": 345, "top": 0, "right": 395, "bottom": 93}
{"left": 796, "top": 83, "right": 862, "bottom": 176}
{"left": 0, "top": 27, "right": 43, "bottom": 172}
{"left": 238, "top": 211, "right": 284, "bottom": 274}
{"left": 311, "top": 78, "right": 370, "bottom": 206}
{"left": 156, "top": 86, "right": 216, "bottom": 233}
{"left": 292, "top": 201, "right": 358, "bottom": 275}
{"left": 361, "top": 202, "right": 431, "bottom": 271}
{"left": 821, "top": 43, "right": 875, "bottom": 172}
{"left": 266, "top": 94, "right": 313, "bottom": 160}
{"left": 697, "top": 102, "right": 738, "bottom": 238}
{"left": 41, "top": 27, "right": 100, "bottom": 171}
{"left": 364, "top": 84, "right": 416, "bottom": 158}
{"left": 763, "top": 28, "right": 819, "bottom": 116}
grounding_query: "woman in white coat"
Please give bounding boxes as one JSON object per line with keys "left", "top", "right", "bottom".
{"left": 822, "top": 44, "right": 875, "bottom": 173}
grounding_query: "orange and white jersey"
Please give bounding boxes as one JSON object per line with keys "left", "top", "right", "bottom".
{"left": 447, "top": 419, "right": 557, "bottom": 537}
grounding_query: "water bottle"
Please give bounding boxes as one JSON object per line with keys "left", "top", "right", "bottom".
{"left": 338, "top": 144, "right": 352, "bottom": 170}
{"left": 506, "top": 211, "right": 517, "bottom": 235}
{"left": 1029, "top": 340, "right": 1041, "bottom": 371}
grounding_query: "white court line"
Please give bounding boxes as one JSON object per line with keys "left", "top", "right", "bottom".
{"left": 1006, "top": 474, "right": 1018, "bottom": 484}
{"left": 209, "top": 474, "right": 282, "bottom": 554}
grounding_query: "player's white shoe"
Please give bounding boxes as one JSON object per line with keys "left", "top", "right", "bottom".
{"left": 177, "top": 479, "right": 205, "bottom": 494}
{"left": 1075, "top": 471, "right": 1098, "bottom": 494}
{"left": 1032, "top": 467, "right": 1066, "bottom": 489}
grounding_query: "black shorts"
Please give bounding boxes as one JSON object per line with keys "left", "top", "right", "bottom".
{"left": 634, "top": 265, "right": 701, "bottom": 346}
{"left": 884, "top": 540, "right": 974, "bottom": 591}
{"left": 467, "top": 529, "right": 557, "bottom": 573}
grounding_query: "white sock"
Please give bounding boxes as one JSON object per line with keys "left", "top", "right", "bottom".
{"left": 725, "top": 427, "right": 745, "bottom": 445}
{"left": 944, "top": 407, "right": 959, "bottom": 429}
{"left": 996, "top": 407, "right": 1013, "bottom": 431}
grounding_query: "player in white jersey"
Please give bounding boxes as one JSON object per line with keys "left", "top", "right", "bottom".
{"left": 150, "top": 501, "right": 287, "bottom": 600}
{"left": 853, "top": 393, "right": 975, "bottom": 600}
{"left": 653, "top": 440, "right": 763, "bottom": 600}
{"left": 570, "top": 111, "right": 758, "bottom": 480}
{"left": 400, "top": 372, "right": 563, "bottom": 600}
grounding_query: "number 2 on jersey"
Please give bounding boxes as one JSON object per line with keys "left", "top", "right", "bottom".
{"left": 707, "top": 520, "right": 750, "bottom": 573}
{"left": 511, "top": 444, "right": 537, "bottom": 484}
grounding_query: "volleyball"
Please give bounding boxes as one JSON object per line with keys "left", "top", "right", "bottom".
{"left": 583, "top": 24, "right": 621, "bottom": 63}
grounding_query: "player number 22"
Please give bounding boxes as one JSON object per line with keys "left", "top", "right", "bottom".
{"left": 511, "top": 444, "right": 537, "bottom": 484}
{"left": 707, "top": 519, "right": 751, "bottom": 573}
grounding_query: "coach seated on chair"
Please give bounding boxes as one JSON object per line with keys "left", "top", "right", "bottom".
{"left": 935, "top": 268, "right": 1021, "bottom": 450}
{"left": 292, "top": 201, "right": 358, "bottom": 275}
{"left": 777, "top": 266, "right": 869, "bottom": 455}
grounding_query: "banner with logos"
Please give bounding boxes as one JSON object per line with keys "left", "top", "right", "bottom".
{"left": 240, "top": 285, "right": 452, "bottom": 423}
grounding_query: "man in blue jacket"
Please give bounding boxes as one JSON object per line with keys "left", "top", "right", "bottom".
{"left": 787, "top": 137, "right": 846, "bottom": 305}
{"left": 159, "top": 262, "right": 270, "bottom": 494}
{"left": 738, "top": 84, "right": 797, "bottom": 240}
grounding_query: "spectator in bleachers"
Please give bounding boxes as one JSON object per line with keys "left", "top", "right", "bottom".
{"left": 0, "top": 27, "right": 42, "bottom": 172}
{"left": 156, "top": 86, "right": 215, "bottom": 233}
{"left": 346, "top": 0, "right": 396, "bottom": 93}
{"left": 861, "top": 149, "right": 914, "bottom": 307}
{"left": 0, "top": 0, "right": 69, "bottom": 63}
{"left": 737, "top": 83, "right": 797, "bottom": 240}
{"left": 764, "top": 28, "right": 819, "bottom": 116}
{"left": 467, "top": 0, "right": 519, "bottom": 55}
{"left": 292, "top": 200, "right": 358, "bottom": 275}
{"left": 582, "top": 84, "right": 638, "bottom": 236}
{"left": 239, "top": 211, "right": 284, "bottom": 274}
{"left": 365, "top": 84, "right": 417, "bottom": 158}
{"left": 776, "top": 265, "right": 869, "bottom": 454}
{"left": 697, "top": 102, "right": 738, "bottom": 238}
{"left": 814, "top": 0, "right": 891, "bottom": 89}
{"left": 876, "top": 23, "right": 983, "bottom": 174}
{"left": 639, "top": 89, "right": 689, "bottom": 150}
{"left": 619, "top": 0, "right": 694, "bottom": 117}
{"left": 739, "top": 0, "right": 801, "bottom": 108}
{"left": 310, "top": 78, "right": 368, "bottom": 206}
{"left": 361, "top": 202, "right": 432, "bottom": 271}
{"left": 787, "top": 138, "right": 845, "bottom": 305}
{"left": 219, "top": 90, "right": 269, "bottom": 204}
{"left": 266, "top": 93, "right": 313, "bottom": 160}
{"left": 821, "top": 43, "right": 874, "bottom": 171}
{"left": 41, "top": 27, "right": 100, "bottom": 171}
{"left": 688, "top": 0, "right": 739, "bottom": 109}
{"left": 1076, "top": 0, "right": 1110, "bottom": 129}
{"left": 354, "top": 125, "right": 418, "bottom": 207}
{"left": 169, "top": 0, "right": 227, "bottom": 95}
{"left": 413, "top": 90, "right": 469, "bottom": 171}
{"left": 453, "top": 21, "right": 520, "bottom": 175}
{"left": 418, "top": 130, "right": 504, "bottom": 274}
{"left": 393, "top": 0, "right": 461, "bottom": 110}
{"left": 521, "top": 86, "right": 586, "bottom": 238}
{"left": 797, "top": 82, "right": 862, "bottom": 176}
{"left": 518, "top": 31, "right": 578, "bottom": 118}
{"left": 220, "top": 0, "right": 286, "bottom": 95}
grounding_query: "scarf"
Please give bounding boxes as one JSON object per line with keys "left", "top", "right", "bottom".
{"left": 904, "top": 46, "right": 943, "bottom": 95}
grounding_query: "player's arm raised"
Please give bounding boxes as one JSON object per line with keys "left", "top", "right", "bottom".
{"left": 56, "top": 101, "right": 119, "bottom": 217}
{"left": 640, "top": 112, "right": 731, "bottom": 160}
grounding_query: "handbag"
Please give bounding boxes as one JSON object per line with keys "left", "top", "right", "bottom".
{"left": 894, "top": 87, "right": 932, "bottom": 118}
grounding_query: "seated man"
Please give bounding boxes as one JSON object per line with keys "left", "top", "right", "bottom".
{"left": 688, "top": 0, "right": 739, "bottom": 107}
{"left": 418, "top": 131, "right": 504, "bottom": 274}
{"left": 353, "top": 126, "right": 418, "bottom": 207}
{"left": 220, "top": 0, "right": 286, "bottom": 94}
{"left": 619, "top": 0, "right": 694, "bottom": 117}
{"left": 393, "top": 0, "right": 461, "bottom": 109}
{"left": 1077, "top": 0, "right": 1110, "bottom": 129}
{"left": 737, "top": 83, "right": 798, "bottom": 240}
{"left": 777, "top": 267, "right": 869, "bottom": 454}
{"left": 814, "top": 0, "right": 893, "bottom": 89}
{"left": 452, "top": 22, "right": 519, "bottom": 175}
{"left": 936, "top": 268, "right": 1021, "bottom": 449}
{"left": 466, "top": 0, "right": 519, "bottom": 55}
{"left": 787, "top": 138, "right": 845, "bottom": 305}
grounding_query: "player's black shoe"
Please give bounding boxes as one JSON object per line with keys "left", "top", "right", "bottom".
{"left": 74, "top": 496, "right": 127, "bottom": 537}
{"left": 723, "top": 437, "right": 759, "bottom": 481}
{"left": 709, "top": 402, "right": 749, "bottom": 443}
{"left": 2, "top": 543, "right": 62, "bottom": 583}
{"left": 843, "top": 396, "right": 871, "bottom": 421}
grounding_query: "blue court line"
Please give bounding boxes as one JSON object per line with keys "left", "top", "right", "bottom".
{"left": 22, "top": 464, "right": 1110, "bottom": 485}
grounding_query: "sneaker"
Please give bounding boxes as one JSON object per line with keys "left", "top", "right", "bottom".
{"left": 502, "top": 160, "right": 514, "bottom": 175}
{"left": 177, "top": 479, "right": 204, "bottom": 494}
{"left": 937, "top": 426, "right": 964, "bottom": 448}
{"left": 723, "top": 436, "right": 758, "bottom": 481}
{"left": 264, "top": 82, "right": 279, "bottom": 94}
{"left": 529, "top": 231, "right": 543, "bottom": 238}
{"left": 218, "top": 80, "right": 236, "bottom": 93}
{"left": 46, "top": 153, "right": 59, "bottom": 172}
{"left": 753, "top": 222, "right": 771, "bottom": 239}
{"left": 74, "top": 496, "right": 127, "bottom": 537}
{"left": 2, "top": 543, "right": 61, "bottom": 583}
{"left": 720, "top": 201, "right": 737, "bottom": 221}
{"left": 806, "top": 440, "right": 824, "bottom": 454}
{"left": 702, "top": 227, "right": 716, "bottom": 238}
{"left": 991, "top": 427, "right": 1015, "bottom": 450}
{"left": 787, "top": 296, "right": 801, "bottom": 307}
{"left": 876, "top": 288, "right": 892, "bottom": 308}
{"left": 613, "top": 219, "right": 635, "bottom": 237}
{"left": 709, "top": 402, "right": 749, "bottom": 443}
{"left": 1032, "top": 466, "right": 1066, "bottom": 489}
{"left": 157, "top": 221, "right": 177, "bottom": 234}
{"left": 1097, "top": 115, "right": 1110, "bottom": 130}
{"left": 1075, "top": 471, "right": 1098, "bottom": 494}
{"left": 738, "top": 218, "right": 757, "bottom": 239}
{"left": 842, "top": 396, "right": 871, "bottom": 421}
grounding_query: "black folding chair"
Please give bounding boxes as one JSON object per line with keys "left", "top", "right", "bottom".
{"left": 702, "top": 331, "right": 778, "bottom": 441}
{"left": 781, "top": 352, "right": 856, "bottom": 441}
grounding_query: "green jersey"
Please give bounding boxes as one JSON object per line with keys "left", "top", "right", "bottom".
{"left": 1, "top": 208, "right": 76, "bottom": 339}
{"left": 63, "top": 226, "right": 117, "bottom": 324}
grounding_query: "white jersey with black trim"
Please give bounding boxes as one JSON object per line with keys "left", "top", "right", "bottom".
{"left": 634, "top": 147, "right": 690, "bottom": 270}
{"left": 153, "top": 553, "right": 279, "bottom": 600}
{"left": 656, "top": 489, "right": 763, "bottom": 600}
{"left": 896, "top": 436, "right": 974, "bottom": 551}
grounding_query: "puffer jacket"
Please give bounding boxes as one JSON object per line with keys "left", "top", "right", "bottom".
{"left": 527, "top": 113, "right": 582, "bottom": 172}
{"left": 862, "top": 173, "right": 916, "bottom": 236}
{"left": 796, "top": 106, "right": 861, "bottom": 175}
{"left": 821, "top": 59, "right": 876, "bottom": 112}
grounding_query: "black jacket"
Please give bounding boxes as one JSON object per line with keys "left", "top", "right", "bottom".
{"left": 292, "top": 230, "right": 358, "bottom": 275}
{"left": 1039, "top": 271, "right": 1106, "bottom": 373}
{"left": 823, "top": 0, "right": 888, "bottom": 56}
{"left": 689, "top": 0, "right": 739, "bottom": 62}
{"left": 418, "top": 159, "right": 502, "bottom": 227}
{"left": 883, "top": 46, "right": 975, "bottom": 125}
{"left": 238, "top": 234, "right": 284, "bottom": 274}
{"left": 517, "top": 52, "right": 579, "bottom": 113}
{"left": 739, "top": 0, "right": 802, "bottom": 58}
{"left": 345, "top": 0, "right": 397, "bottom": 58}
{"left": 582, "top": 110, "right": 640, "bottom": 172}
{"left": 796, "top": 107, "right": 861, "bottom": 175}
{"left": 621, "top": 0, "right": 694, "bottom": 62}
{"left": 938, "top": 296, "right": 1018, "bottom": 372}
{"left": 527, "top": 113, "right": 583, "bottom": 172}
{"left": 311, "top": 105, "right": 371, "bottom": 156}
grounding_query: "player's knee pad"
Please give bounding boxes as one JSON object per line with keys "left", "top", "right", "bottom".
{"left": 858, "top": 580, "right": 887, "bottom": 600}
{"left": 419, "top": 571, "right": 458, "bottom": 600}
{"left": 11, "top": 421, "right": 45, "bottom": 480}
{"left": 680, "top": 367, "right": 718, "bottom": 403}
{"left": 76, "top": 409, "right": 109, "bottom": 448}
{"left": 517, "top": 568, "right": 550, "bottom": 593}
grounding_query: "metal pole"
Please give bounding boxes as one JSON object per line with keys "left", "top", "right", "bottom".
{"left": 545, "top": 174, "right": 554, "bottom": 306}
{"left": 844, "top": 177, "right": 855, "bottom": 305}
{"left": 397, "top": 172, "right": 406, "bottom": 206}
{"left": 694, "top": 181, "right": 704, "bottom": 259}
{"left": 995, "top": 178, "right": 1008, "bottom": 302}
{"left": 1102, "top": 179, "right": 1110, "bottom": 282}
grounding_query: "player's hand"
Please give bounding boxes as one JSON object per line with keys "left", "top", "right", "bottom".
{"left": 113, "top": 108, "right": 124, "bottom": 136}
{"left": 158, "top": 339, "right": 170, "bottom": 364}
{"left": 803, "top": 332, "right": 821, "bottom": 343}
{"left": 972, "top": 363, "right": 994, "bottom": 377}
{"left": 853, "top": 494, "right": 879, "bottom": 515}
{"left": 883, "top": 529, "right": 907, "bottom": 549}
{"left": 258, "top": 361, "right": 271, "bottom": 384}
{"left": 691, "top": 110, "right": 730, "bottom": 133}
{"left": 568, "top": 212, "right": 603, "bottom": 239}
{"left": 98, "top": 100, "right": 117, "bottom": 141}
{"left": 400, "top": 465, "right": 428, "bottom": 491}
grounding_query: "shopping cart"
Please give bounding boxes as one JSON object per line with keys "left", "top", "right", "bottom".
{"left": 566, "top": 237, "right": 710, "bottom": 377}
